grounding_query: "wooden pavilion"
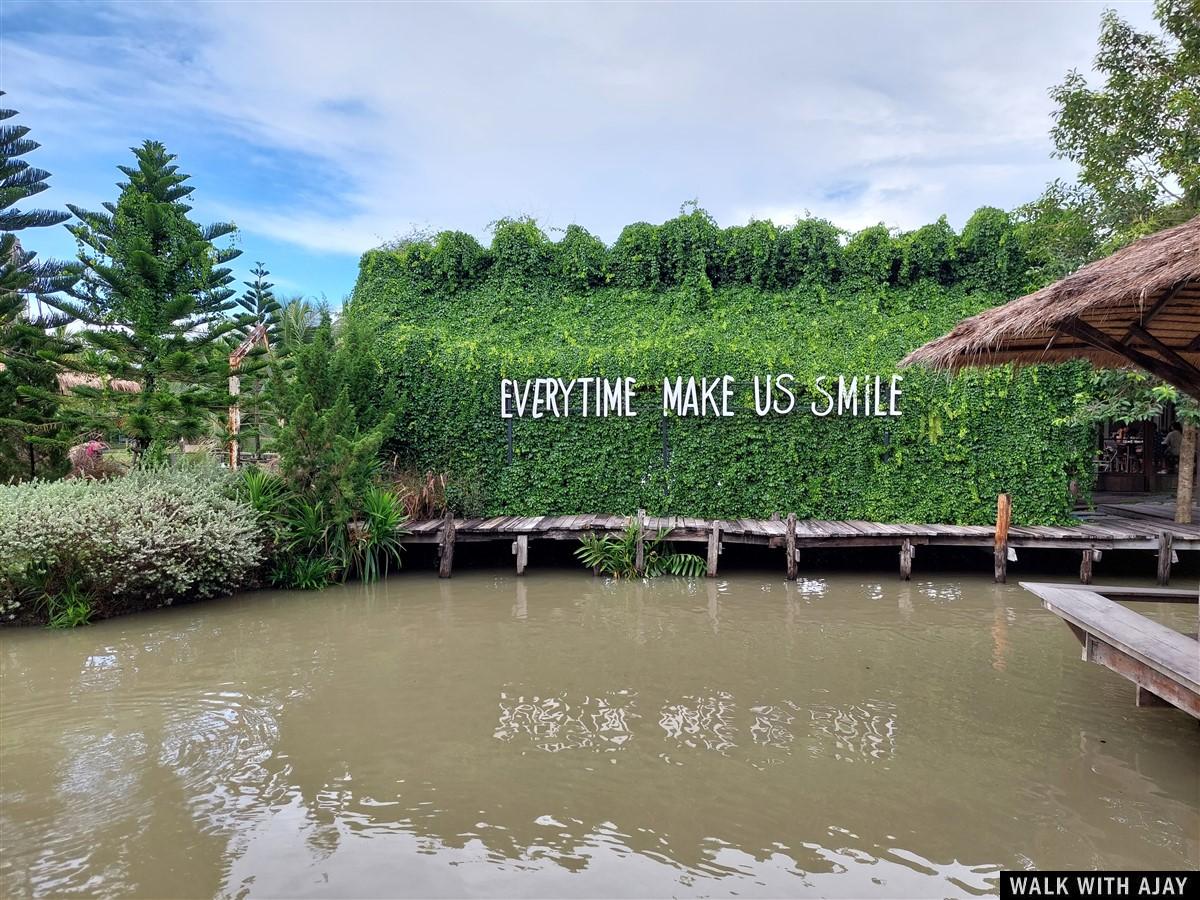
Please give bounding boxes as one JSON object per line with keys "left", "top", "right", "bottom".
{"left": 904, "top": 217, "right": 1200, "bottom": 717}
{"left": 903, "top": 215, "right": 1200, "bottom": 523}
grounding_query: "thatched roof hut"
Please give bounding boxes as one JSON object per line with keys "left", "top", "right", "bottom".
{"left": 902, "top": 216, "right": 1200, "bottom": 399}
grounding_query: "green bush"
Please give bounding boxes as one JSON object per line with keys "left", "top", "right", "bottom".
{"left": 349, "top": 208, "right": 1093, "bottom": 526}
{"left": 0, "top": 466, "right": 262, "bottom": 625}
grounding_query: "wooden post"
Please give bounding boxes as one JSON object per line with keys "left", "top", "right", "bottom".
{"left": 785, "top": 513, "right": 797, "bottom": 581}
{"left": 438, "top": 509, "right": 456, "bottom": 578}
{"left": 1175, "top": 423, "right": 1196, "bottom": 524}
{"left": 1156, "top": 530, "right": 1173, "bottom": 586}
{"left": 227, "top": 372, "right": 241, "bottom": 471}
{"left": 994, "top": 493, "right": 1011, "bottom": 584}
{"left": 1079, "top": 548, "right": 1094, "bottom": 585}
{"left": 706, "top": 522, "right": 720, "bottom": 577}
{"left": 634, "top": 509, "right": 646, "bottom": 576}
{"left": 900, "top": 539, "right": 914, "bottom": 581}
{"left": 512, "top": 534, "right": 528, "bottom": 575}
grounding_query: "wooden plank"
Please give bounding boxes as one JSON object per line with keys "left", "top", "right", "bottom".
{"left": 1023, "top": 583, "right": 1200, "bottom": 697}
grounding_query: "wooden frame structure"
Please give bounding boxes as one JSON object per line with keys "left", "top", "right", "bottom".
{"left": 227, "top": 323, "right": 269, "bottom": 470}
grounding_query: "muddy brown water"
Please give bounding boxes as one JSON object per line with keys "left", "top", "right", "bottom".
{"left": 1, "top": 571, "right": 1197, "bottom": 899}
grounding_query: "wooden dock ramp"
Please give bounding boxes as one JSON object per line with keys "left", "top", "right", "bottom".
{"left": 1022, "top": 582, "right": 1199, "bottom": 718}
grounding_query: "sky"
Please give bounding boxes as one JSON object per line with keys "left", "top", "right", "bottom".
{"left": 2, "top": 0, "right": 1158, "bottom": 304}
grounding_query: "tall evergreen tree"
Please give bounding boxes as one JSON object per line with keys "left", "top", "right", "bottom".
{"left": 230, "top": 262, "right": 281, "bottom": 454}
{"left": 45, "top": 140, "right": 244, "bottom": 458}
{"left": 0, "top": 94, "right": 76, "bottom": 479}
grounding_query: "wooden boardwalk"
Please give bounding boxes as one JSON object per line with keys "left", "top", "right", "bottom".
{"left": 1022, "top": 582, "right": 1199, "bottom": 718}
{"left": 404, "top": 508, "right": 1200, "bottom": 582}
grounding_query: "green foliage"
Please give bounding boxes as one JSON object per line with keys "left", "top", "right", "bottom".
{"left": 236, "top": 467, "right": 408, "bottom": 589}
{"left": 575, "top": 524, "right": 706, "bottom": 578}
{"left": 1025, "top": 0, "right": 1199, "bottom": 424}
{"left": 43, "top": 578, "right": 92, "bottom": 629}
{"left": 1049, "top": 0, "right": 1199, "bottom": 233}
{"left": 555, "top": 224, "right": 608, "bottom": 289}
{"left": 269, "top": 312, "right": 392, "bottom": 525}
{"left": 0, "top": 466, "right": 261, "bottom": 624}
{"left": 41, "top": 141, "right": 245, "bottom": 457}
{"left": 351, "top": 208, "right": 1095, "bottom": 526}
{"left": 352, "top": 486, "right": 407, "bottom": 583}
{"left": 0, "top": 94, "right": 74, "bottom": 480}
{"left": 1059, "top": 368, "right": 1200, "bottom": 427}
{"left": 841, "top": 224, "right": 900, "bottom": 284}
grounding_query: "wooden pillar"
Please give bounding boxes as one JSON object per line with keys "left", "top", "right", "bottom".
{"left": 1156, "top": 530, "right": 1173, "bottom": 586}
{"left": 1176, "top": 423, "right": 1196, "bottom": 524}
{"left": 438, "top": 509, "right": 456, "bottom": 578}
{"left": 900, "top": 539, "right": 914, "bottom": 581}
{"left": 1079, "top": 548, "right": 1094, "bottom": 585}
{"left": 513, "top": 534, "right": 528, "bottom": 575}
{"left": 227, "top": 372, "right": 241, "bottom": 471}
{"left": 634, "top": 509, "right": 646, "bottom": 577}
{"left": 785, "top": 513, "right": 798, "bottom": 581}
{"left": 706, "top": 522, "right": 720, "bottom": 577}
{"left": 994, "top": 493, "right": 1011, "bottom": 584}
{"left": 1136, "top": 685, "right": 1173, "bottom": 707}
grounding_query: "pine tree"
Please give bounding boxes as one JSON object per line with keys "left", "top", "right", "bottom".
{"left": 0, "top": 94, "right": 76, "bottom": 479}
{"left": 45, "top": 140, "right": 245, "bottom": 458}
{"left": 230, "top": 262, "right": 281, "bottom": 455}
{"left": 270, "top": 312, "right": 391, "bottom": 528}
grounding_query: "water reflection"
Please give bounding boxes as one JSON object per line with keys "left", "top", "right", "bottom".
{"left": 1, "top": 572, "right": 1197, "bottom": 898}
{"left": 494, "top": 690, "right": 638, "bottom": 752}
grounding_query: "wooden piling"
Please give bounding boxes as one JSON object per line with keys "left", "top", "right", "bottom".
{"left": 994, "top": 493, "right": 1011, "bottom": 583}
{"left": 785, "top": 513, "right": 798, "bottom": 581}
{"left": 513, "top": 534, "right": 528, "bottom": 575}
{"left": 706, "top": 522, "right": 720, "bottom": 577}
{"left": 634, "top": 509, "right": 646, "bottom": 576}
{"left": 1079, "top": 549, "right": 1094, "bottom": 585}
{"left": 437, "top": 509, "right": 456, "bottom": 578}
{"left": 1156, "top": 531, "right": 1173, "bottom": 585}
{"left": 900, "top": 539, "right": 914, "bottom": 581}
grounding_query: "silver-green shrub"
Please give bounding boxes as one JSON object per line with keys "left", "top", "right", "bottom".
{"left": 0, "top": 466, "right": 262, "bottom": 620}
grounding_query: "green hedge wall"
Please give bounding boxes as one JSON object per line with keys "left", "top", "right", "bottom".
{"left": 349, "top": 207, "right": 1094, "bottom": 525}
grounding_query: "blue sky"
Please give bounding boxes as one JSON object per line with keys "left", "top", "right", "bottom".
{"left": 3, "top": 0, "right": 1156, "bottom": 304}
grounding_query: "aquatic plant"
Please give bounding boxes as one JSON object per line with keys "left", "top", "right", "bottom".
{"left": 575, "top": 524, "right": 706, "bottom": 578}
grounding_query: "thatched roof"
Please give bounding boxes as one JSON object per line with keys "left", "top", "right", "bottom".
{"left": 56, "top": 372, "right": 142, "bottom": 394}
{"left": 902, "top": 215, "right": 1200, "bottom": 398}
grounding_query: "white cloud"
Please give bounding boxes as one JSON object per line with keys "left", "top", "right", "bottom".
{"left": 5, "top": 0, "right": 1160, "bottom": 254}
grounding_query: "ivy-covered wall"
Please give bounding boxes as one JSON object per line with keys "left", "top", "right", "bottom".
{"left": 349, "top": 206, "right": 1095, "bottom": 525}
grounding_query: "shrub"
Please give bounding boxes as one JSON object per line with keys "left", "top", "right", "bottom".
{"left": 0, "top": 466, "right": 262, "bottom": 625}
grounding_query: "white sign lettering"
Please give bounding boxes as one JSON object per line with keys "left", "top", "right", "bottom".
{"left": 500, "top": 375, "right": 902, "bottom": 419}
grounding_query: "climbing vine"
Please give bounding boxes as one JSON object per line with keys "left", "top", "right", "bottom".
{"left": 349, "top": 207, "right": 1095, "bottom": 525}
